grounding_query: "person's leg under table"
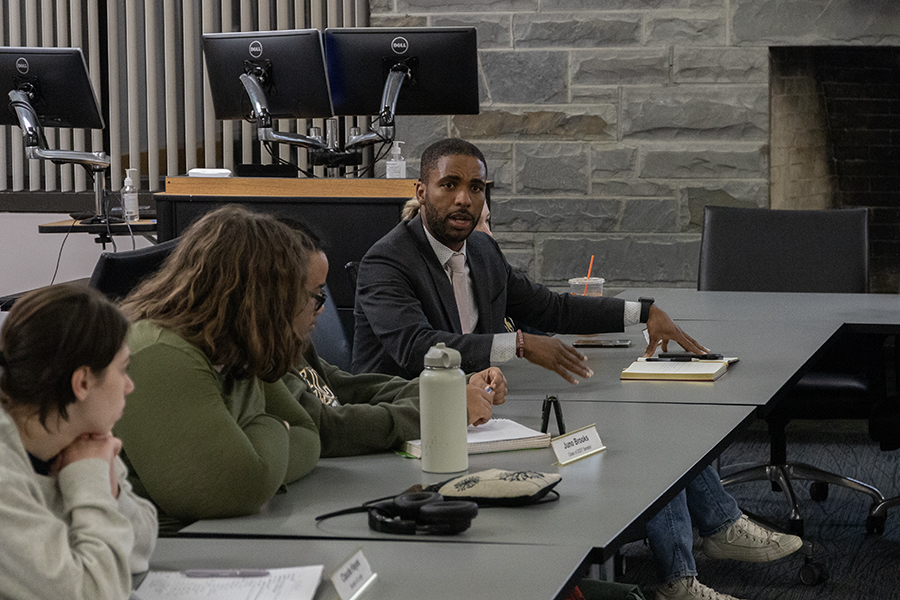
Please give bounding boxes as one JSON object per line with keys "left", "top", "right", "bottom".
{"left": 646, "top": 490, "right": 697, "bottom": 585}
{"left": 688, "top": 465, "right": 801, "bottom": 563}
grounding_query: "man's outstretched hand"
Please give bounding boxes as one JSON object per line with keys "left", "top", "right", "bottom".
{"left": 522, "top": 333, "right": 594, "bottom": 385}
{"left": 642, "top": 304, "right": 708, "bottom": 357}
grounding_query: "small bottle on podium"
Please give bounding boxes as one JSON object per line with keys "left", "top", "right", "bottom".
{"left": 419, "top": 343, "right": 468, "bottom": 473}
{"left": 122, "top": 168, "right": 139, "bottom": 222}
{"left": 385, "top": 141, "right": 406, "bottom": 179}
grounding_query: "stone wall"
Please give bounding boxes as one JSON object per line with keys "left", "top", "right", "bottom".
{"left": 370, "top": 0, "right": 900, "bottom": 290}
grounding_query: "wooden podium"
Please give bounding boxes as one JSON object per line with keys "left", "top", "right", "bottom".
{"left": 159, "top": 176, "right": 416, "bottom": 200}
{"left": 156, "top": 177, "right": 417, "bottom": 332}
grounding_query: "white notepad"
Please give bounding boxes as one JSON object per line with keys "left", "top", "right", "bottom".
{"left": 620, "top": 360, "right": 729, "bottom": 381}
{"left": 132, "top": 565, "right": 323, "bottom": 600}
{"left": 402, "top": 418, "right": 551, "bottom": 457}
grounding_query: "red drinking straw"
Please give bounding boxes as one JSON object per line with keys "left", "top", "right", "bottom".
{"left": 584, "top": 255, "right": 595, "bottom": 295}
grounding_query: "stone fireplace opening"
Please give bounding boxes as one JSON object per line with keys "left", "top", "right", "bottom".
{"left": 770, "top": 47, "right": 900, "bottom": 293}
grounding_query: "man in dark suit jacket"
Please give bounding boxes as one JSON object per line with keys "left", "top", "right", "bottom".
{"left": 352, "top": 138, "right": 802, "bottom": 600}
{"left": 352, "top": 138, "right": 705, "bottom": 381}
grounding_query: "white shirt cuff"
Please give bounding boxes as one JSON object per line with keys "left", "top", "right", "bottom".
{"left": 624, "top": 301, "right": 641, "bottom": 327}
{"left": 490, "top": 332, "right": 518, "bottom": 364}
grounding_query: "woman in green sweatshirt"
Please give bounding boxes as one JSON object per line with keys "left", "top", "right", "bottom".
{"left": 114, "top": 205, "right": 505, "bottom": 534}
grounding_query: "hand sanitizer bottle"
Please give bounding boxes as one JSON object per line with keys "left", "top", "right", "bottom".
{"left": 122, "top": 169, "right": 139, "bottom": 222}
{"left": 385, "top": 141, "right": 406, "bottom": 179}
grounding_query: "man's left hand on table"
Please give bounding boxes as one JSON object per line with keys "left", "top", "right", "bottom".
{"left": 643, "top": 304, "right": 708, "bottom": 357}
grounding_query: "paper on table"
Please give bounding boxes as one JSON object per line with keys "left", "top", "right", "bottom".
{"left": 402, "top": 418, "right": 550, "bottom": 457}
{"left": 132, "top": 565, "right": 324, "bottom": 600}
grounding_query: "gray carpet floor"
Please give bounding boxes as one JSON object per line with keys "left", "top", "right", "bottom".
{"left": 615, "top": 421, "right": 900, "bottom": 600}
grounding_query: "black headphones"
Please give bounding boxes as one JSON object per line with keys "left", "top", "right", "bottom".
{"left": 366, "top": 491, "right": 478, "bottom": 535}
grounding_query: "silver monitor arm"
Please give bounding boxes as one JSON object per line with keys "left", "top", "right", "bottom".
{"left": 7, "top": 90, "right": 43, "bottom": 148}
{"left": 345, "top": 64, "right": 411, "bottom": 150}
{"left": 8, "top": 90, "right": 110, "bottom": 170}
{"left": 239, "top": 73, "right": 328, "bottom": 150}
{"left": 240, "top": 64, "right": 411, "bottom": 167}
{"left": 8, "top": 90, "right": 112, "bottom": 222}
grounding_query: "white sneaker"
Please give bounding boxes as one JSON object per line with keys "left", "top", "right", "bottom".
{"left": 702, "top": 514, "right": 803, "bottom": 562}
{"left": 655, "top": 577, "right": 743, "bottom": 600}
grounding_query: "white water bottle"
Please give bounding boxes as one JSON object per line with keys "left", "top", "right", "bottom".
{"left": 419, "top": 343, "right": 468, "bottom": 473}
{"left": 385, "top": 141, "right": 406, "bottom": 179}
{"left": 122, "top": 168, "right": 139, "bottom": 222}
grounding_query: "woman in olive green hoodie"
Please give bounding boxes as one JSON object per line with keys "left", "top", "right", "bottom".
{"left": 114, "top": 205, "right": 504, "bottom": 534}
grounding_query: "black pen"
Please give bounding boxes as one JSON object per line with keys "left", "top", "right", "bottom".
{"left": 183, "top": 569, "right": 270, "bottom": 578}
{"left": 658, "top": 352, "right": 724, "bottom": 360}
{"left": 644, "top": 357, "right": 694, "bottom": 362}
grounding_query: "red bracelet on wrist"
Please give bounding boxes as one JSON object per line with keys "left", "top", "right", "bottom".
{"left": 516, "top": 329, "right": 525, "bottom": 358}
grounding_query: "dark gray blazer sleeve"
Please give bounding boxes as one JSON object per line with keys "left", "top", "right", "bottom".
{"left": 503, "top": 260, "right": 628, "bottom": 335}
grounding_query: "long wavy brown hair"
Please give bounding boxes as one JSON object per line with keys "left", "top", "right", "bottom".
{"left": 121, "top": 205, "right": 313, "bottom": 382}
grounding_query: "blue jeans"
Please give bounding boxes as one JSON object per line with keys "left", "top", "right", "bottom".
{"left": 645, "top": 465, "right": 742, "bottom": 583}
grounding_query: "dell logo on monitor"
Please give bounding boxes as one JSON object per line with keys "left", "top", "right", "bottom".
{"left": 15, "top": 57, "right": 29, "bottom": 74}
{"left": 391, "top": 37, "right": 409, "bottom": 54}
{"left": 249, "top": 40, "right": 263, "bottom": 58}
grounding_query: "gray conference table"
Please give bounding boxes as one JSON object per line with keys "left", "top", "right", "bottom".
{"left": 175, "top": 289, "right": 896, "bottom": 595}
{"left": 624, "top": 288, "right": 900, "bottom": 328}
{"left": 140, "top": 537, "right": 592, "bottom": 600}
{"left": 496, "top": 288, "right": 899, "bottom": 409}
{"left": 181, "top": 399, "right": 755, "bottom": 566}
{"left": 501, "top": 318, "right": 842, "bottom": 408}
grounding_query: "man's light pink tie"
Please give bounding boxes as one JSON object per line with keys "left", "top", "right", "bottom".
{"left": 447, "top": 253, "right": 471, "bottom": 334}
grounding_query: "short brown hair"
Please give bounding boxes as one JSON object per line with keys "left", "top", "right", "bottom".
{"left": 0, "top": 284, "right": 128, "bottom": 425}
{"left": 121, "top": 205, "right": 313, "bottom": 382}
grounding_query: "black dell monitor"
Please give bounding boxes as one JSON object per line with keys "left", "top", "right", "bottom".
{"left": 324, "top": 27, "right": 479, "bottom": 120}
{"left": 202, "top": 28, "right": 334, "bottom": 121}
{"left": 0, "top": 46, "right": 104, "bottom": 129}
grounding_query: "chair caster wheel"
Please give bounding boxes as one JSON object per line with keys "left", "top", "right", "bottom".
{"left": 788, "top": 519, "right": 804, "bottom": 537}
{"left": 799, "top": 561, "right": 828, "bottom": 585}
{"left": 866, "top": 514, "right": 886, "bottom": 535}
{"left": 809, "top": 481, "right": 828, "bottom": 502}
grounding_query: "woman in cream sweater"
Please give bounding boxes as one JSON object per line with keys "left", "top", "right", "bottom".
{"left": 0, "top": 284, "right": 157, "bottom": 600}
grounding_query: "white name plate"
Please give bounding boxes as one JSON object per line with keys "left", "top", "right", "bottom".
{"left": 330, "top": 549, "right": 377, "bottom": 600}
{"left": 551, "top": 423, "right": 606, "bottom": 466}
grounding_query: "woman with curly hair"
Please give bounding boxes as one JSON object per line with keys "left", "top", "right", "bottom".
{"left": 115, "top": 205, "right": 504, "bottom": 534}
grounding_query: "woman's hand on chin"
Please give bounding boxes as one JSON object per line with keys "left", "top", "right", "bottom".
{"left": 56, "top": 432, "right": 122, "bottom": 497}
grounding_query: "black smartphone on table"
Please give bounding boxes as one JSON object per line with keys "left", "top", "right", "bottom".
{"left": 573, "top": 339, "right": 632, "bottom": 348}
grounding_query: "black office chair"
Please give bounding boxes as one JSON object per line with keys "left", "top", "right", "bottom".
{"left": 309, "top": 284, "right": 353, "bottom": 372}
{"left": 699, "top": 205, "right": 884, "bottom": 535}
{"left": 867, "top": 396, "right": 900, "bottom": 533}
{"left": 865, "top": 298, "right": 900, "bottom": 534}
{"left": 88, "top": 238, "right": 180, "bottom": 300}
